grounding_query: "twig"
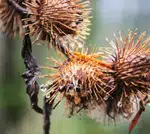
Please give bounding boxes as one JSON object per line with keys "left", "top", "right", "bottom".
{"left": 43, "top": 97, "right": 54, "bottom": 134}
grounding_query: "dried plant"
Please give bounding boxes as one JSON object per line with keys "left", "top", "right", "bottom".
{"left": 0, "top": 0, "right": 25, "bottom": 36}
{"left": 21, "top": 30, "right": 150, "bottom": 133}
{"left": 104, "top": 30, "right": 150, "bottom": 118}
{"left": 40, "top": 48, "right": 112, "bottom": 118}
{"left": 39, "top": 30, "right": 150, "bottom": 133}
{"left": 1, "top": 0, "right": 150, "bottom": 133}
{"left": 0, "top": 1, "right": 92, "bottom": 133}
{"left": 98, "top": 30, "right": 150, "bottom": 132}
{"left": 23, "top": 0, "right": 92, "bottom": 48}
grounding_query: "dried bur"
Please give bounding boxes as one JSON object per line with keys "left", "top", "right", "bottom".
{"left": 23, "top": 0, "right": 92, "bottom": 49}
{"left": 0, "top": 0, "right": 26, "bottom": 36}
{"left": 104, "top": 30, "right": 150, "bottom": 131}
{"left": 40, "top": 48, "right": 112, "bottom": 118}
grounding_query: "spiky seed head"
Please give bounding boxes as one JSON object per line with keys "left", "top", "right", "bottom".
{"left": 104, "top": 30, "right": 150, "bottom": 121}
{"left": 0, "top": 0, "right": 23, "bottom": 36}
{"left": 23, "top": 0, "right": 92, "bottom": 48}
{"left": 40, "top": 49, "right": 112, "bottom": 117}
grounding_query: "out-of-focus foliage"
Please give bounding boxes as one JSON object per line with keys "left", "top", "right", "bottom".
{"left": 0, "top": 0, "right": 150, "bottom": 134}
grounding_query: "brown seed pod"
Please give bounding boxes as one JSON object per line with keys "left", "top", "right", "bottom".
{"left": 104, "top": 30, "right": 150, "bottom": 121}
{"left": 23, "top": 0, "right": 92, "bottom": 48}
{"left": 40, "top": 49, "right": 112, "bottom": 117}
{"left": 0, "top": 0, "right": 24, "bottom": 36}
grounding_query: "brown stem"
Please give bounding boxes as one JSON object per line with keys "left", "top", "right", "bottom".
{"left": 43, "top": 97, "right": 54, "bottom": 134}
{"left": 129, "top": 95, "right": 149, "bottom": 134}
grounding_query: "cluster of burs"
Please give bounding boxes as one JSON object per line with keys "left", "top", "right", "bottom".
{"left": 0, "top": 0, "right": 150, "bottom": 134}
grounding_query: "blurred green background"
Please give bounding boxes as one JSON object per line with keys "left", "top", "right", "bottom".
{"left": 0, "top": 0, "right": 150, "bottom": 134}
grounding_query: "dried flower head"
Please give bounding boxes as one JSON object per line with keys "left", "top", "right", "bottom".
{"left": 0, "top": 0, "right": 24, "bottom": 36}
{"left": 23, "top": 0, "right": 92, "bottom": 48}
{"left": 104, "top": 30, "right": 150, "bottom": 121}
{"left": 40, "top": 49, "right": 112, "bottom": 117}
